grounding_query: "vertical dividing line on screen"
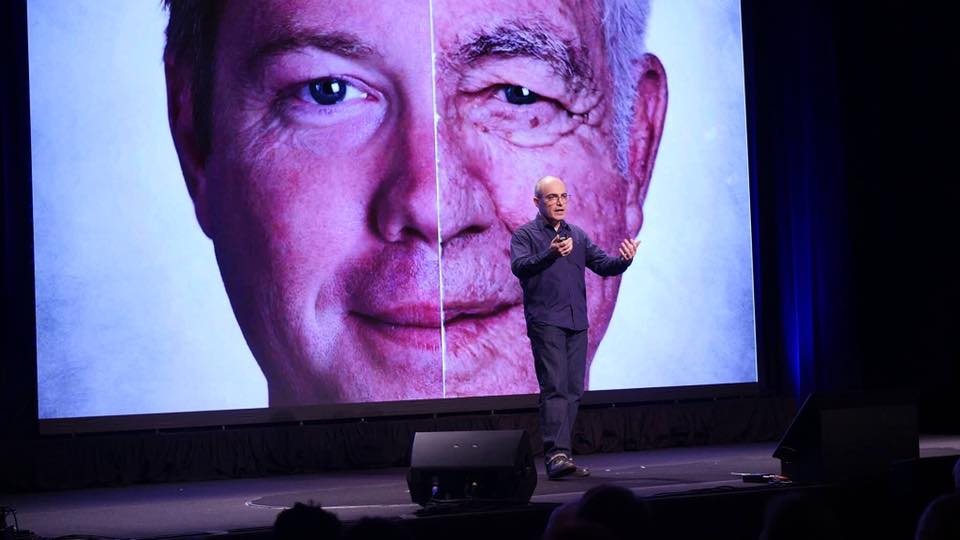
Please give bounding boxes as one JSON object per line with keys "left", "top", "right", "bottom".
{"left": 428, "top": 0, "right": 447, "bottom": 398}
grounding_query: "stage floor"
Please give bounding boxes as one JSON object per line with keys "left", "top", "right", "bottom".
{"left": 3, "top": 436, "right": 959, "bottom": 539}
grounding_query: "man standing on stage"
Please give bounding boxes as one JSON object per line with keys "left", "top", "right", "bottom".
{"left": 510, "top": 175, "right": 639, "bottom": 479}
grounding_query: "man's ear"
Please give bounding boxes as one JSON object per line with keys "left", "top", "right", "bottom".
{"left": 624, "top": 53, "right": 668, "bottom": 236}
{"left": 165, "top": 56, "right": 214, "bottom": 239}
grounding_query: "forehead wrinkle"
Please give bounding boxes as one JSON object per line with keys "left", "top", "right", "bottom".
{"left": 449, "top": 18, "right": 592, "bottom": 92}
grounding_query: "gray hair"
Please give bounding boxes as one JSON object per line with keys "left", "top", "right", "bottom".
{"left": 164, "top": 0, "right": 651, "bottom": 171}
{"left": 603, "top": 0, "right": 652, "bottom": 175}
{"left": 530, "top": 1, "right": 651, "bottom": 182}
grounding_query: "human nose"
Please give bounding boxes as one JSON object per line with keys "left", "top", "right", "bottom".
{"left": 372, "top": 93, "right": 440, "bottom": 247}
{"left": 436, "top": 133, "right": 497, "bottom": 246}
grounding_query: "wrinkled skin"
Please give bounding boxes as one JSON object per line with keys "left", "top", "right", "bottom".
{"left": 166, "top": 0, "right": 666, "bottom": 404}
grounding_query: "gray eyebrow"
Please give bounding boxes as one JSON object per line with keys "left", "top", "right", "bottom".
{"left": 453, "top": 21, "right": 592, "bottom": 91}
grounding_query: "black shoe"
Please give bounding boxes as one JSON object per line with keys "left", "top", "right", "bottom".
{"left": 570, "top": 464, "right": 590, "bottom": 477}
{"left": 546, "top": 453, "right": 577, "bottom": 480}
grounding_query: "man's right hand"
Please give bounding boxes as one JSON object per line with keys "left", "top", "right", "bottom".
{"left": 550, "top": 234, "right": 573, "bottom": 257}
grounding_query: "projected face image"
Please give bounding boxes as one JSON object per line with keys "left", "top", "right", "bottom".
{"left": 433, "top": 0, "right": 667, "bottom": 396}
{"left": 165, "top": 0, "right": 666, "bottom": 405}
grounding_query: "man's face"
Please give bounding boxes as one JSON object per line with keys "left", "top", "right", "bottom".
{"left": 534, "top": 178, "right": 569, "bottom": 224}
{"left": 168, "top": 0, "right": 665, "bottom": 405}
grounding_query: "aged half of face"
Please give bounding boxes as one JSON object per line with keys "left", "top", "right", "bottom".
{"left": 165, "top": 0, "right": 666, "bottom": 405}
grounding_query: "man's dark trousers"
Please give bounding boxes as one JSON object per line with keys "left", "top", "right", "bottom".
{"left": 527, "top": 321, "right": 588, "bottom": 457}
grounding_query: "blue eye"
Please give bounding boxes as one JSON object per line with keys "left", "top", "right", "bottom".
{"left": 307, "top": 78, "right": 369, "bottom": 106}
{"left": 503, "top": 85, "right": 539, "bottom": 105}
{"left": 308, "top": 78, "right": 347, "bottom": 105}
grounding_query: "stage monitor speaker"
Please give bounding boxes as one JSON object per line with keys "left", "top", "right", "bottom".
{"left": 773, "top": 392, "right": 918, "bottom": 483}
{"left": 407, "top": 430, "right": 537, "bottom": 506}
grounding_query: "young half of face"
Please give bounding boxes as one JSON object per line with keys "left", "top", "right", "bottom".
{"left": 165, "top": 0, "right": 667, "bottom": 405}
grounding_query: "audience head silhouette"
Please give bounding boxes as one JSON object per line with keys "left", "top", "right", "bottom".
{"left": 273, "top": 502, "right": 341, "bottom": 540}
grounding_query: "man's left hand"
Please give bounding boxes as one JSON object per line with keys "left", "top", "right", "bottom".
{"left": 619, "top": 238, "right": 640, "bottom": 261}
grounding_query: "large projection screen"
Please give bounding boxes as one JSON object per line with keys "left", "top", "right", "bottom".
{"left": 30, "top": 0, "right": 757, "bottom": 424}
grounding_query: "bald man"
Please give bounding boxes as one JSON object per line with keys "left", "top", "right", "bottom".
{"left": 510, "top": 175, "right": 639, "bottom": 479}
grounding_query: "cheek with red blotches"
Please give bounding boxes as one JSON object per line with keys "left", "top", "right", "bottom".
{"left": 201, "top": 100, "right": 399, "bottom": 388}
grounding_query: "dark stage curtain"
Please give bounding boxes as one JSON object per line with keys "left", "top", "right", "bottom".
{"left": 748, "top": 0, "right": 858, "bottom": 399}
{"left": 747, "top": 0, "right": 957, "bottom": 428}
{"left": 1, "top": 396, "right": 790, "bottom": 492}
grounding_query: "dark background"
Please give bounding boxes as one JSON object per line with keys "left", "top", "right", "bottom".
{"left": 745, "top": 0, "right": 957, "bottom": 426}
{"left": 2, "top": 0, "right": 957, "bottom": 489}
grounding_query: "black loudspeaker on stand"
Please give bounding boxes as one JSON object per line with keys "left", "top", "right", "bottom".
{"left": 407, "top": 430, "right": 538, "bottom": 506}
{"left": 773, "top": 392, "right": 918, "bottom": 483}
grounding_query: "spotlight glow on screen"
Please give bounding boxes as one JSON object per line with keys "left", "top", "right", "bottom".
{"left": 29, "top": 0, "right": 757, "bottom": 419}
